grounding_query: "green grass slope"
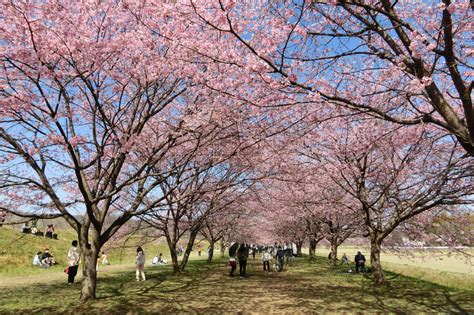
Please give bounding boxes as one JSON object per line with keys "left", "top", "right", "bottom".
{"left": 0, "top": 227, "right": 77, "bottom": 276}
{"left": 0, "top": 226, "right": 210, "bottom": 277}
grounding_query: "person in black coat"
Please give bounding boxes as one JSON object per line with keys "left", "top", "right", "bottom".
{"left": 237, "top": 243, "right": 249, "bottom": 278}
{"left": 354, "top": 251, "right": 366, "bottom": 273}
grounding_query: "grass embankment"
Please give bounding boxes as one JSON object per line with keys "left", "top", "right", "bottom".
{"left": 0, "top": 226, "right": 206, "bottom": 278}
{"left": 0, "top": 227, "right": 77, "bottom": 277}
{"left": 0, "top": 227, "right": 165, "bottom": 277}
{"left": 0, "top": 256, "right": 472, "bottom": 313}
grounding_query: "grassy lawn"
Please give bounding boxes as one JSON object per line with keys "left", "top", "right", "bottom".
{"left": 316, "top": 245, "right": 474, "bottom": 290}
{"left": 0, "top": 256, "right": 473, "bottom": 314}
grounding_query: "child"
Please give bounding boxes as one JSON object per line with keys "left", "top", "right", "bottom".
{"left": 229, "top": 256, "right": 237, "bottom": 277}
{"left": 136, "top": 246, "right": 146, "bottom": 281}
{"left": 101, "top": 252, "right": 109, "bottom": 265}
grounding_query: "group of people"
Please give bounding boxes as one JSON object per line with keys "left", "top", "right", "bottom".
{"left": 42, "top": 239, "right": 368, "bottom": 287}
{"left": 338, "top": 251, "right": 367, "bottom": 273}
{"left": 32, "top": 249, "right": 56, "bottom": 268}
{"left": 228, "top": 243, "right": 247, "bottom": 278}
{"left": 228, "top": 243, "right": 291, "bottom": 278}
{"left": 31, "top": 241, "right": 80, "bottom": 285}
{"left": 21, "top": 221, "right": 57, "bottom": 239}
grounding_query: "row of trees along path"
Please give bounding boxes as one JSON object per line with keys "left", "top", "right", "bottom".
{"left": 0, "top": 0, "right": 472, "bottom": 301}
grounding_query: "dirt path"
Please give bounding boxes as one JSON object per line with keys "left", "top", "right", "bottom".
{"left": 0, "top": 263, "right": 134, "bottom": 288}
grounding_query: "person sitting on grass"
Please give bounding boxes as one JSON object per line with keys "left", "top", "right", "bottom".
{"left": 31, "top": 221, "right": 38, "bottom": 235}
{"left": 21, "top": 222, "right": 30, "bottom": 233}
{"left": 32, "top": 251, "right": 45, "bottom": 267}
{"left": 152, "top": 253, "right": 167, "bottom": 265}
{"left": 341, "top": 253, "right": 349, "bottom": 265}
{"left": 41, "top": 249, "right": 55, "bottom": 267}
{"left": 45, "top": 224, "right": 54, "bottom": 238}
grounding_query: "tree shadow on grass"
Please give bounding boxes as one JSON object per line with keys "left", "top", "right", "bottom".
{"left": 1, "top": 257, "right": 472, "bottom": 314}
{"left": 287, "top": 258, "right": 473, "bottom": 314}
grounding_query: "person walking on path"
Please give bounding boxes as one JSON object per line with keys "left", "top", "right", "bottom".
{"left": 237, "top": 243, "right": 249, "bottom": 278}
{"left": 67, "top": 240, "right": 80, "bottom": 285}
{"left": 136, "top": 246, "right": 146, "bottom": 281}
{"left": 262, "top": 250, "right": 271, "bottom": 272}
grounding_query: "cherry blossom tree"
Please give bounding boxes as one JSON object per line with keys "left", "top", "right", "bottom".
{"left": 140, "top": 154, "right": 257, "bottom": 272}
{"left": 189, "top": 0, "right": 474, "bottom": 156}
{"left": 199, "top": 190, "right": 249, "bottom": 263}
{"left": 301, "top": 184, "right": 363, "bottom": 264}
{"left": 0, "top": 1, "right": 266, "bottom": 300}
{"left": 302, "top": 119, "right": 473, "bottom": 284}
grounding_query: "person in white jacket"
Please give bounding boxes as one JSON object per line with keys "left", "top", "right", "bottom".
{"left": 262, "top": 250, "right": 272, "bottom": 272}
{"left": 67, "top": 240, "right": 80, "bottom": 285}
{"left": 136, "top": 246, "right": 146, "bottom": 281}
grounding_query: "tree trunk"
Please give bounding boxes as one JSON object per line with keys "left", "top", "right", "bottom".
{"left": 329, "top": 239, "right": 338, "bottom": 265}
{"left": 179, "top": 230, "right": 198, "bottom": 271}
{"left": 296, "top": 241, "right": 302, "bottom": 257}
{"left": 164, "top": 230, "right": 180, "bottom": 273}
{"left": 80, "top": 247, "right": 98, "bottom": 301}
{"left": 220, "top": 239, "right": 226, "bottom": 257}
{"left": 370, "top": 238, "right": 385, "bottom": 285}
{"left": 309, "top": 238, "right": 317, "bottom": 260}
{"left": 79, "top": 226, "right": 100, "bottom": 302}
{"left": 207, "top": 240, "right": 214, "bottom": 263}
{"left": 169, "top": 245, "right": 180, "bottom": 273}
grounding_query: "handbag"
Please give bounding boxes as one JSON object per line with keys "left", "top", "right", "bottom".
{"left": 64, "top": 266, "right": 69, "bottom": 274}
